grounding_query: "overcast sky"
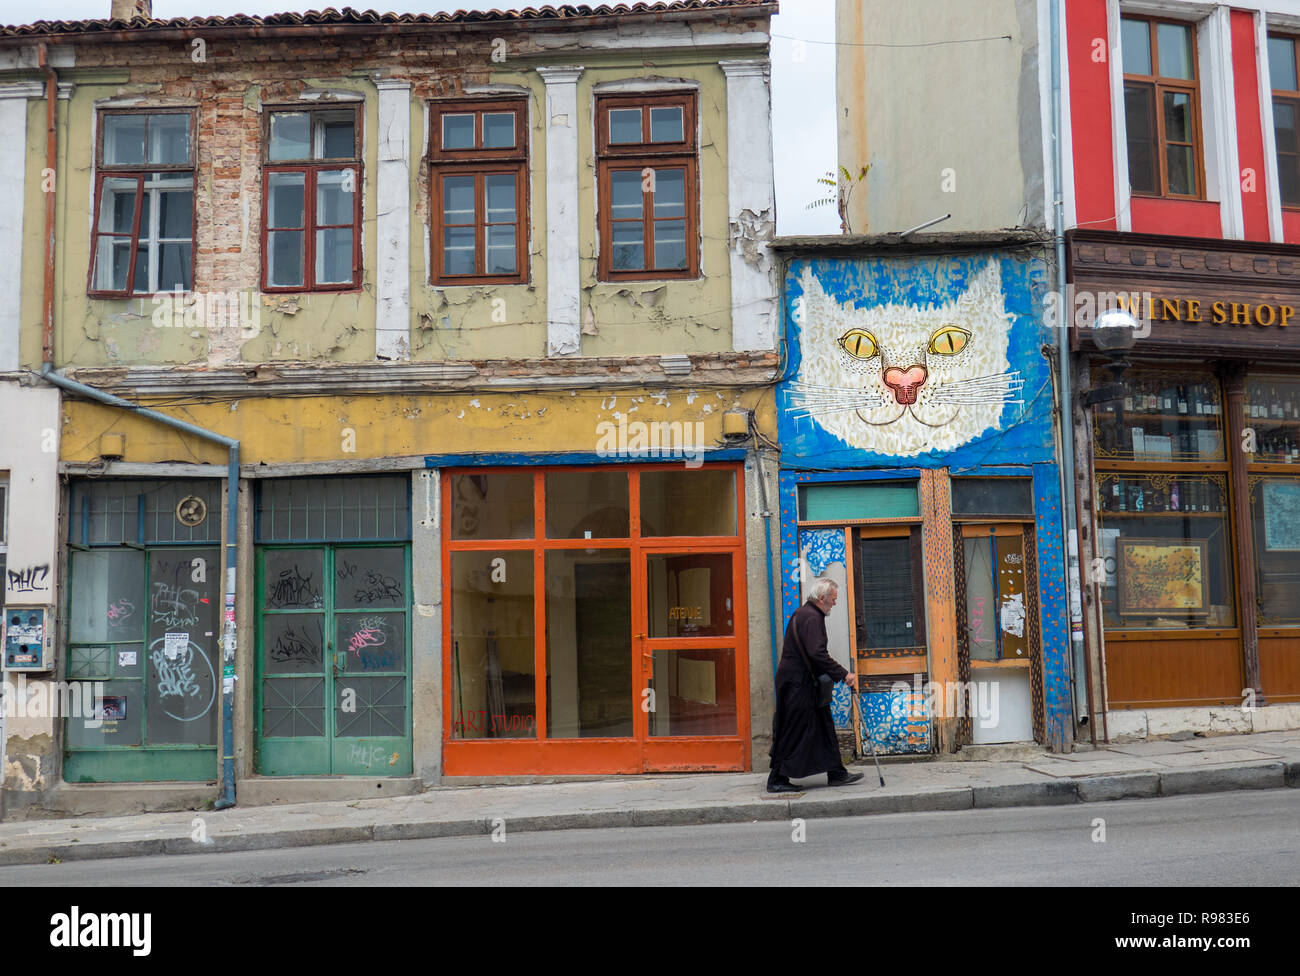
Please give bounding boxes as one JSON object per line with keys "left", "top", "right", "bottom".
{"left": 7, "top": 0, "right": 838, "bottom": 235}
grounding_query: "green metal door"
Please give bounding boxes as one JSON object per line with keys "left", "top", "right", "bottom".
{"left": 255, "top": 544, "right": 412, "bottom": 775}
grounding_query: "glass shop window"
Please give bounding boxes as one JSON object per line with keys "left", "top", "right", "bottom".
{"left": 1250, "top": 475, "right": 1300, "bottom": 626}
{"left": 1092, "top": 367, "right": 1225, "bottom": 462}
{"left": 853, "top": 527, "right": 926, "bottom": 654}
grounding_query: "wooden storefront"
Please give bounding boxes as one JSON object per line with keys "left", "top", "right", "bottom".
{"left": 1069, "top": 230, "right": 1300, "bottom": 709}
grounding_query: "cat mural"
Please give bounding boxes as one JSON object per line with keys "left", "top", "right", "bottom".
{"left": 788, "top": 260, "right": 1024, "bottom": 458}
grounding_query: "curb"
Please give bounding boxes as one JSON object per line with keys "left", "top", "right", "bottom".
{"left": 1, "top": 766, "right": 1294, "bottom": 867}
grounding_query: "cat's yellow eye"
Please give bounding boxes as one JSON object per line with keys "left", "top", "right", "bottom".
{"left": 928, "top": 326, "right": 971, "bottom": 356}
{"left": 838, "top": 329, "right": 880, "bottom": 359}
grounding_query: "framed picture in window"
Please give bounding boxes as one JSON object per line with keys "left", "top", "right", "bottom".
{"left": 1117, "top": 538, "right": 1208, "bottom": 616}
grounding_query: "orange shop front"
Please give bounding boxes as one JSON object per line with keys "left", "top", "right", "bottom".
{"left": 439, "top": 462, "right": 751, "bottom": 776}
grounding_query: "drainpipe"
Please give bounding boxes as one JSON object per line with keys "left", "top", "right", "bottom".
{"left": 1050, "top": 0, "right": 1097, "bottom": 747}
{"left": 38, "top": 44, "right": 56, "bottom": 365}
{"left": 40, "top": 368, "right": 241, "bottom": 807}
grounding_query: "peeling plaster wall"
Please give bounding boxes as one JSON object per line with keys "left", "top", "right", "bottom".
{"left": 579, "top": 63, "right": 734, "bottom": 357}
{"left": 410, "top": 68, "right": 549, "bottom": 362}
{"left": 60, "top": 387, "right": 777, "bottom": 465}
{"left": 17, "top": 17, "right": 768, "bottom": 372}
{"left": 51, "top": 67, "right": 377, "bottom": 368}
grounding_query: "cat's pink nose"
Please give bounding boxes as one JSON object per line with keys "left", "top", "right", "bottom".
{"left": 883, "top": 365, "right": 928, "bottom": 405}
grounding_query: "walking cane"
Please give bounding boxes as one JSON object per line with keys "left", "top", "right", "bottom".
{"left": 850, "top": 687, "right": 885, "bottom": 787}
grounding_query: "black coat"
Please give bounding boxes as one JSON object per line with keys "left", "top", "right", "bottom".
{"left": 769, "top": 599, "right": 849, "bottom": 779}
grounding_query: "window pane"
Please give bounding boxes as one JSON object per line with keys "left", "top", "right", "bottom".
{"left": 1098, "top": 475, "right": 1235, "bottom": 629}
{"left": 545, "top": 470, "right": 629, "bottom": 538}
{"left": 1167, "top": 143, "right": 1195, "bottom": 195}
{"left": 103, "top": 115, "right": 147, "bottom": 166}
{"left": 609, "top": 108, "right": 642, "bottom": 143}
{"left": 1244, "top": 376, "right": 1300, "bottom": 458}
{"left": 1164, "top": 90, "right": 1192, "bottom": 144}
{"left": 268, "top": 171, "right": 305, "bottom": 228}
{"left": 158, "top": 189, "right": 193, "bottom": 238}
{"left": 485, "top": 174, "right": 515, "bottom": 221}
{"left": 158, "top": 242, "right": 192, "bottom": 291}
{"left": 611, "top": 170, "right": 643, "bottom": 218}
{"left": 651, "top": 168, "right": 685, "bottom": 218}
{"left": 649, "top": 648, "right": 736, "bottom": 737}
{"left": 442, "top": 175, "right": 475, "bottom": 222}
{"left": 451, "top": 471, "right": 533, "bottom": 540}
{"left": 640, "top": 470, "right": 736, "bottom": 537}
{"left": 1252, "top": 475, "right": 1300, "bottom": 625}
{"left": 1158, "top": 22, "right": 1194, "bottom": 80}
{"left": 1275, "top": 100, "right": 1299, "bottom": 154}
{"left": 1092, "top": 371, "right": 1223, "bottom": 461}
{"left": 442, "top": 113, "right": 474, "bottom": 150}
{"left": 93, "top": 237, "right": 132, "bottom": 292}
{"left": 1121, "top": 18, "right": 1152, "bottom": 75}
{"left": 485, "top": 224, "right": 516, "bottom": 274}
{"left": 443, "top": 227, "right": 476, "bottom": 275}
{"left": 451, "top": 550, "right": 536, "bottom": 740}
{"left": 1270, "top": 36, "right": 1298, "bottom": 91}
{"left": 98, "top": 177, "right": 138, "bottom": 234}
{"left": 653, "top": 218, "right": 686, "bottom": 270}
{"left": 856, "top": 537, "right": 920, "bottom": 649}
{"left": 650, "top": 106, "right": 683, "bottom": 142}
{"left": 316, "top": 112, "right": 355, "bottom": 158}
{"left": 269, "top": 112, "right": 310, "bottom": 161}
{"left": 268, "top": 230, "right": 304, "bottom": 287}
{"left": 798, "top": 481, "right": 920, "bottom": 520}
{"left": 964, "top": 538, "right": 998, "bottom": 661}
{"left": 316, "top": 227, "right": 354, "bottom": 284}
{"left": 132, "top": 243, "right": 148, "bottom": 293}
{"left": 265, "top": 549, "right": 325, "bottom": 609}
{"left": 1282, "top": 155, "right": 1300, "bottom": 208}
{"left": 1124, "top": 84, "right": 1158, "bottom": 194}
{"left": 335, "top": 547, "right": 407, "bottom": 610}
{"left": 546, "top": 549, "right": 632, "bottom": 739}
{"left": 647, "top": 553, "right": 733, "bottom": 638}
{"left": 261, "top": 632, "right": 316, "bottom": 716}
{"left": 952, "top": 478, "right": 1035, "bottom": 516}
{"left": 149, "top": 114, "right": 190, "bottom": 165}
{"left": 316, "top": 170, "right": 354, "bottom": 225}
{"left": 482, "top": 112, "right": 515, "bottom": 148}
{"left": 611, "top": 222, "right": 644, "bottom": 270}
{"left": 335, "top": 612, "right": 405, "bottom": 675}
{"left": 70, "top": 549, "right": 145, "bottom": 643}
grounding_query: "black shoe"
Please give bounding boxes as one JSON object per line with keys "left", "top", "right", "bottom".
{"left": 828, "top": 771, "right": 864, "bottom": 787}
{"left": 766, "top": 781, "right": 802, "bottom": 794}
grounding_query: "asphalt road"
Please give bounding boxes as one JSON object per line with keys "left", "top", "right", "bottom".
{"left": 3, "top": 789, "right": 1297, "bottom": 886}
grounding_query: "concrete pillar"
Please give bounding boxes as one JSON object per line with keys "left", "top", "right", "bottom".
{"left": 537, "top": 66, "right": 583, "bottom": 358}
{"left": 0, "top": 82, "right": 40, "bottom": 372}
{"left": 719, "top": 60, "right": 777, "bottom": 352}
{"left": 375, "top": 79, "right": 412, "bottom": 361}
{"left": 411, "top": 469, "right": 443, "bottom": 785}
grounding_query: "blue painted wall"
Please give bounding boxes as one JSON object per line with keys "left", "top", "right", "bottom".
{"left": 776, "top": 250, "right": 1071, "bottom": 752}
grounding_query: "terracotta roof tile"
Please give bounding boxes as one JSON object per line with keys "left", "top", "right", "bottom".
{"left": 1, "top": 2, "right": 774, "bottom": 38}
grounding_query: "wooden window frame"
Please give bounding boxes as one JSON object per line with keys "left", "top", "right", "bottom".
{"left": 260, "top": 105, "right": 363, "bottom": 294}
{"left": 1122, "top": 15, "right": 1206, "bottom": 201}
{"left": 88, "top": 109, "right": 197, "bottom": 300}
{"left": 1269, "top": 33, "right": 1300, "bottom": 210}
{"left": 596, "top": 92, "right": 699, "bottom": 282}
{"left": 429, "top": 98, "right": 529, "bottom": 286}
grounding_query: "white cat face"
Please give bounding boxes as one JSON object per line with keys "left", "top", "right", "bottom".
{"left": 789, "top": 261, "right": 1022, "bottom": 457}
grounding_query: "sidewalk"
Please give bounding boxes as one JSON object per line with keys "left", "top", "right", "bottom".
{"left": 2, "top": 730, "right": 1298, "bottom": 866}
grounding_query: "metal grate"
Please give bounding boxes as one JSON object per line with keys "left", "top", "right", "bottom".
{"left": 255, "top": 475, "right": 410, "bottom": 542}
{"left": 70, "top": 479, "right": 222, "bottom": 545}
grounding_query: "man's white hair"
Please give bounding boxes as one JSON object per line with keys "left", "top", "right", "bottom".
{"left": 809, "top": 577, "right": 838, "bottom": 603}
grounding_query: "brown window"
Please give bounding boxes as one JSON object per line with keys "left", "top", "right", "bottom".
{"left": 429, "top": 99, "right": 527, "bottom": 284}
{"left": 262, "top": 106, "right": 361, "bottom": 292}
{"left": 596, "top": 93, "right": 698, "bottom": 281}
{"left": 1269, "top": 34, "right": 1300, "bottom": 207}
{"left": 1121, "top": 16, "right": 1203, "bottom": 198}
{"left": 90, "top": 110, "right": 195, "bottom": 297}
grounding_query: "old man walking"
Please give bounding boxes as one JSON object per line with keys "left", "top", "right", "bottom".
{"left": 767, "top": 577, "right": 863, "bottom": 793}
